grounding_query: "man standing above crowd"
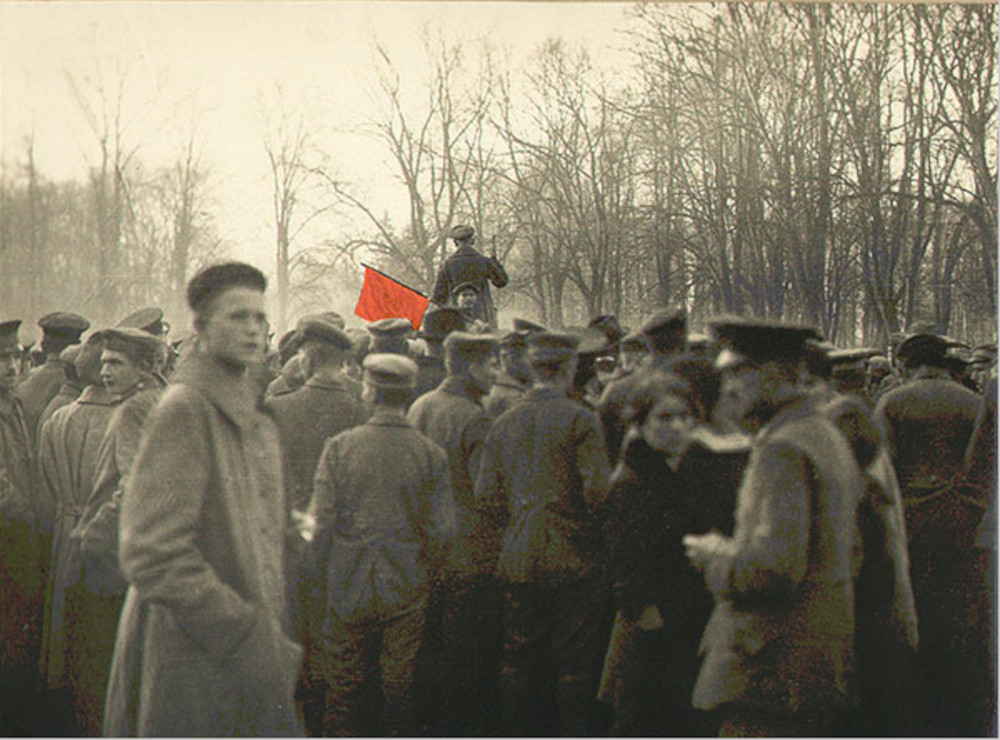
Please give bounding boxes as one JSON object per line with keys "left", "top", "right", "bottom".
{"left": 475, "top": 331, "right": 611, "bottom": 737}
{"left": 684, "top": 318, "right": 863, "bottom": 737}
{"left": 432, "top": 225, "right": 508, "bottom": 331}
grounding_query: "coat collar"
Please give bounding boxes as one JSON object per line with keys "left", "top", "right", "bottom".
{"left": 305, "top": 373, "right": 352, "bottom": 393}
{"left": 492, "top": 371, "right": 526, "bottom": 391}
{"left": 78, "top": 384, "right": 120, "bottom": 406}
{"left": 367, "top": 408, "right": 412, "bottom": 428}
{"left": 173, "top": 352, "right": 261, "bottom": 430}
{"left": 757, "top": 391, "right": 815, "bottom": 441}
{"left": 440, "top": 375, "right": 484, "bottom": 403}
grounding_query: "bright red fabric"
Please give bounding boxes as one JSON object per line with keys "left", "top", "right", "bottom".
{"left": 354, "top": 266, "right": 430, "bottom": 329}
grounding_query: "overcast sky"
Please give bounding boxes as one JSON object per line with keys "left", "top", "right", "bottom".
{"left": 1, "top": 1, "right": 637, "bottom": 271}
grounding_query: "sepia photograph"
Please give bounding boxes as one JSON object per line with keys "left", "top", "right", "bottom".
{"left": 1, "top": 0, "right": 996, "bottom": 736}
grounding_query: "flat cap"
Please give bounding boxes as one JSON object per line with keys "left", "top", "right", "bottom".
{"left": 420, "top": 306, "right": 465, "bottom": 341}
{"left": 829, "top": 347, "right": 880, "bottom": 367}
{"left": 100, "top": 327, "right": 165, "bottom": 362}
{"left": 444, "top": 331, "right": 497, "bottom": 364}
{"left": 527, "top": 331, "right": 580, "bottom": 362}
{"left": 363, "top": 352, "right": 418, "bottom": 388}
{"left": 640, "top": 308, "right": 687, "bottom": 355}
{"left": 315, "top": 311, "right": 346, "bottom": 330}
{"left": 38, "top": 312, "right": 91, "bottom": 339}
{"left": 117, "top": 307, "right": 167, "bottom": 336}
{"left": 512, "top": 318, "right": 547, "bottom": 334}
{"left": 295, "top": 316, "right": 353, "bottom": 351}
{"left": 367, "top": 317, "right": 413, "bottom": 338}
{"left": 709, "top": 316, "right": 821, "bottom": 368}
{"left": 0, "top": 320, "right": 22, "bottom": 352}
{"left": 450, "top": 224, "right": 475, "bottom": 240}
{"left": 452, "top": 281, "right": 480, "bottom": 298}
{"left": 186, "top": 262, "right": 266, "bottom": 313}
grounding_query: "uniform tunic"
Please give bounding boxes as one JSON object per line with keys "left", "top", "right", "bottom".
{"left": 103, "top": 352, "right": 301, "bottom": 737}
{"left": 693, "top": 394, "right": 863, "bottom": 720}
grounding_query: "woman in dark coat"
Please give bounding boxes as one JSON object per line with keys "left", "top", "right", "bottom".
{"left": 599, "top": 360, "right": 746, "bottom": 736}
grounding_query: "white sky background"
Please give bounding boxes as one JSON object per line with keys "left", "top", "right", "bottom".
{"left": 1, "top": 1, "right": 638, "bottom": 285}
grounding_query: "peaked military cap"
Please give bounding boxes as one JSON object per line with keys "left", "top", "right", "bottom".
{"left": 895, "top": 332, "right": 952, "bottom": 365}
{"left": 868, "top": 355, "right": 891, "bottom": 373}
{"left": 709, "top": 316, "right": 822, "bottom": 369}
{"left": 363, "top": 353, "right": 418, "bottom": 388}
{"left": 452, "top": 281, "right": 480, "bottom": 298}
{"left": 420, "top": 306, "right": 465, "bottom": 341}
{"left": 100, "top": 327, "right": 164, "bottom": 363}
{"left": 972, "top": 343, "right": 997, "bottom": 365}
{"left": 295, "top": 316, "right": 353, "bottom": 351}
{"left": 367, "top": 317, "right": 413, "bottom": 338}
{"left": 828, "top": 347, "right": 880, "bottom": 372}
{"left": 186, "top": 262, "right": 267, "bottom": 313}
{"left": 587, "top": 314, "right": 625, "bottom": 345}
{"left": 316, "top": 311, "right": 346, "bottom": 329}
{"left": 450, "top": 224, "right": 475, "bottom": 241}
{"left": 38, "top": 312, "right": 90, "bottom": 341}
{"left": 804, "top": 339, "right": 837, "bottom": 379}
{"left": 0, "top": 320, "right": 22, "bottom": 353}
{"left": 512, "top": 318, "right": 547, "bottom": 334}
{"left": 444, "top": 331, "right": 497, "bottom": 364}
{"left": 498, "top": 330, "right": 529, "bottom": 350}
{"left": 620, "top": 330, "right": 652, "bottom": 352}
{"left": 527, "top": 331, "right": 580, "bottom": 362}
{"left": 640, "top": 308, "right": 687, "bottom": 355}
{"left": 578, "top": 326, "right": 616, "bottom": 357}
{"left": 117, "top": 307, "right": 167, "bottom": 336}
{"left": 277, "top": 329, "right": 303, "bottom": 365}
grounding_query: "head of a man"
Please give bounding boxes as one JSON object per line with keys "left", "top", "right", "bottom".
{"left": 187, "top": 262, "right": 268, "bottom": 371}
{"left": 362, "top": 353, "right": 418, "bottom": 409}
{"left": 295, "top": 317, "right": 353, "bottom": 379}
{"left": 454, "top": 284, "right": 480, "bottom": 314}
{"left": 444, "top": 332, "right": 498, "bottom": 398}
{"left": 526, "top": 332, "right": 580, "bottom": 390}
{"left": 99, "top": 328, "right": 162, "bottom": 396}
{"left": 38, "top": 312, "right": 90, "bottom": 358}
{"left": 0, "top": 320, "right": 22, "bottom": 393}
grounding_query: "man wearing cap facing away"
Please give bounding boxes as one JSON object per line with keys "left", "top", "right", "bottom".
{"left": 104, "top": 262, "right": 302, "bottom": 737}
{"left": 407, "top": 332, "right": 501, "bottom": 735}
{"left": 413, "top": 305, "right": 466, "bottom": 400}
{"left": 483, "top": 319, "right": 543, "bottom": 418}
{"left": 301, "top": 353, "right": 457, "bottom": 737}
{"left": 475, "top": 331, "right": 612, "bottom": 737}
{"left": 17, "top": 311, "right": 91, "bottom": 443}
{"left": 432, "top": 225, "right": 509, "bottom": 331}
{"left": 683, "top": 317, "right": 863, "bottom": 737}
{"left": 0, "top": 319, "right": 50, "bottom": 735}
{"left": 874, "top": 332, "right": 991, "bottom": 737}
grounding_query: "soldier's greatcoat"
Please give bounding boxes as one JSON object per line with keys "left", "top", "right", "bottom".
{"left": 16, "top": 357, "right": 69, "bottom": 443}
{"left": 693, "top": 394, "right": 863, "bottom": 718}
{"left": 482, "top": 370, "right": 526, "bottom": 419}
{"left": 103, "top": 352, "right": 301, "bottom": 737}
{"left": 431, "top": 245, "right": 508, "bottom": 330}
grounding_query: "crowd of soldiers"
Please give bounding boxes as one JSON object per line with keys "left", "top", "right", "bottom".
{"left": 0, "top": 256, "right": 996, "bottom": 738}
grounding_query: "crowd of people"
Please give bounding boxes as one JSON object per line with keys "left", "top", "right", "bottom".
{"left": 0, "top": 256, "right": 996, "bottom": 738}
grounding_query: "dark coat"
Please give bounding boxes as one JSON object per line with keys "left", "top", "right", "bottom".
{"left": 408, "top": 376, "right": 495, "bottom": 576}
{"left": 37, "top": 379, "right": 84, "bottom": 440}
{"left": 431, "top": 245, "right": 508, "bottom": 329}
{"left": 482, "top": 371, "right": 526, "bottom": 419}
{"left": 104, "top": 353, "right": 301, "bottom": 737}
{"left": 16, "top": 356, "right": 68, "bottom": 443}
{"left": 414, "top": 355, "right": 447, "bottom": 402}
{"left": 475, "top": 386, "right": 611, "bottom": 585}
{"left": 693, "top": 394, "right": 863, "bottom": 716}
{"left": 304, "top": 410, "right": 457, "bottom": 624}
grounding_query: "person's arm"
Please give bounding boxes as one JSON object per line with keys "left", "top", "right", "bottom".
{"left": 575, "top": 410, "right": 612, "bottom": 511}
{"left": 119, "top": 389, "right": 258, "bottom": 662}
{"left": 431, "top": 263, "right": 452, "bottom": 305}
{"left": 486, "top": 255, "right": 509, "bottom": 288}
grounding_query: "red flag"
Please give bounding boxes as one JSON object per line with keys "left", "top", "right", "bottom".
{"left": 354, "top": 265, "right": 430, "bottom": 329}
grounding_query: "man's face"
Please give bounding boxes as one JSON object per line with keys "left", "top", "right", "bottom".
{"left": 468, "top": 356, "right": 499, "bottom": 396}
{"left": 456, "top": 288, "right": 478, "bottom": 311}
{"left": 101, "top": 349, "right": 144, "bottom": 396}
{"left": 720, "top": 358, "right": 783, "bottom": 427}
{"left": 0, "top": 349, "right": 20, "bottom": 392}
{"left": 199, "top": 287, "right": 268, "bottom": 369}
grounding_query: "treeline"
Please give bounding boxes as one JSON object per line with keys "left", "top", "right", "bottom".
{"left": 2, "top": 3, "right": 996, "bottom": 347}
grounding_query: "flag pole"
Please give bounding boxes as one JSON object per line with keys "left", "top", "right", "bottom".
{"left": 361, "top": 263, "right": 438, "bottom": 303}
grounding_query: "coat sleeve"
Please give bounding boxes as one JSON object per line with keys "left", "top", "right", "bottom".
{"left": 574, "top": 410, "right": 612, "bottom": 510}
{"left": 705, "top": 439, "right": 810, "bottom": 601}
{"left": 119, "top": 388, "right": 258, "bottom": 664}
{"left": 431, "top": 264, "right": 452, "bottom": 306}
{"left": 486, "top": 256, "right": 509, "bottom": 288}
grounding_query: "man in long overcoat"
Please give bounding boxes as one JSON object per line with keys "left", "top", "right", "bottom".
{"left": 408, "top": 332, "right": 500, "bottom": 735}
{"left": 431, "top": 225, "right": 508, "bottom": 330}
{"left": 684, "top": 318, "right": 864, "bottom": 737}
{"left": 874, "top": 332, "right": 990, "bottom": 737}
{"left": 103, "top": 263, "right": 302, "bottom": 737}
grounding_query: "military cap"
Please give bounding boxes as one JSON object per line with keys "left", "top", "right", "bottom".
{"left": 295, "top": 316, "right": 353, "bottom": 351}
{"left": 444, "top": 331, "right": 497, "bottom": 363}
{"left": 186, "top": 262, "right": 267, "bottom": 313}
{"left": 972, "top": 343, "right": 997, "bottom": 365}
{"left": 587, "top": 315, "right": 625, "bottom": 345}
{"left": 829, "top": 347, "right": 880, "bottom": 369}
{"left": 895, "top": 332, "right": 952, "bottom": 366}
{"left": 498, "top": 330, "right": 529, "bottom": 350}
{"left": 38, "top": 312, "right": 91, "bottom": 341}
{"left": 620, "top": 330, "right": 652, "bottom": 352}
{"left": 868, "top": 355, "right": 891, "bottom": 374}
{"left": 512, "top": 318, "right": 547, "bottom": 334}
{"left": 450, "top": 224, "right": 475, "bottom": 241}
{"left": 277, "top": 329, "right": 302, "bottom": 365}
{"left": 578, "top": 326, "right": 616, "bottom": 357}
{"left": 640, "top": 308, "right": 687, "bottom": 355}
{"left": 687, "top": 332, "right": 711, "bottom": 351}
{"left": 100, "top": 327, "right": 164, "bottom": 362}
{"left": 117, "top": 307, "right": 167, "bottom": 336}
{"left": 367, "top": 317, "right": 413, "bottom": 338}
{"left": 315, "top": 311, "right": 346, "bottom": 330}
{"left": 804, "top": 339, "right": 837, "bottom": 379}
{"left": 452, "top": 281, "right": 480, "bottom": 298}
{"left": 709, "top": 316, "right": 822, "bottom": 369}
{"left": 0, "top": 320, "right": 22, "bottom": 354}
{"left": 363, "top": 352, "right": 418, "bottom": 388}
{"left": 527, "top": 331, "right": 580, "bottom": 362}
{"left": 420, "top": 306, "right": 465, "bottom": 341}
